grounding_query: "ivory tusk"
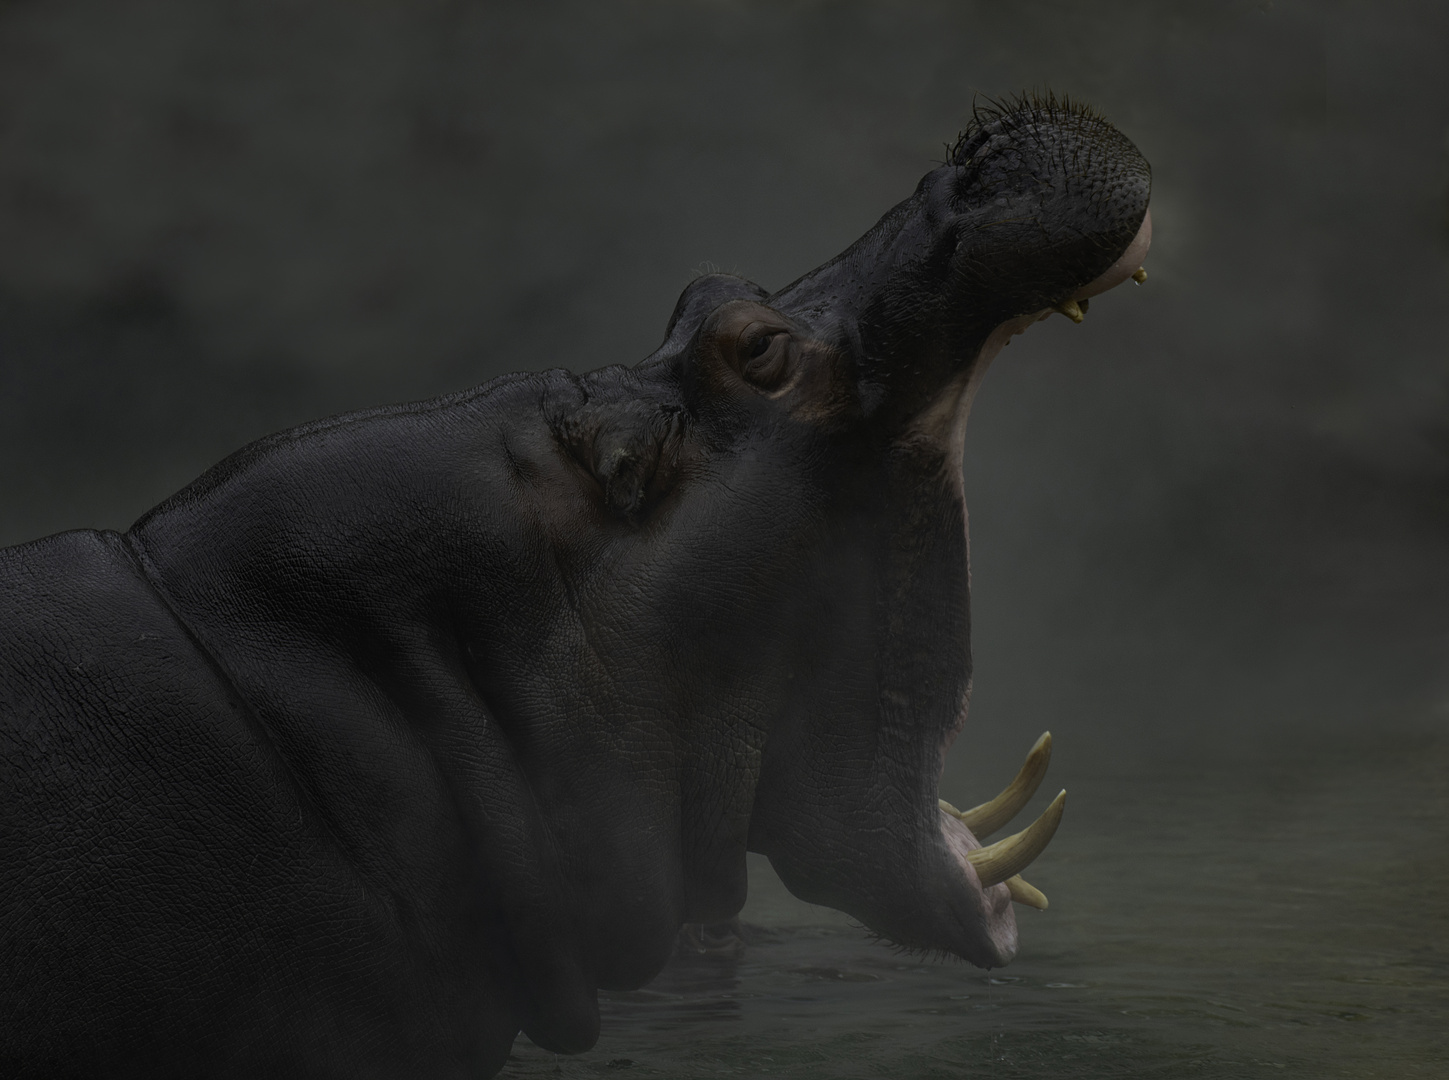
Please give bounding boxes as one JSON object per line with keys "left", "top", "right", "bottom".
{"left": 965, "top": 789, "right": 1066, "bottom": 888}
{"left": 955, "top": 731, "right": 1053, "bottom": 840}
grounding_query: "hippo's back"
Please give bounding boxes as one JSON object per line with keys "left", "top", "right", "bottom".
{"left": 0, "top": 530, "right": 413, "bottom": 1078}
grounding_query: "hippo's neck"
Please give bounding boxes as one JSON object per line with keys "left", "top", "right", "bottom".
{"left": 124, "top": 376, "right": 712, "bottom": 1050}
{"left": 127, "top": 397, "right": 506, "bottom": 882}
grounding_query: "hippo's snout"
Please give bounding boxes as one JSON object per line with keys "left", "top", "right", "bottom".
{"left": 768, "top": 94, "right": 1152, "bottom": 431}
{"left": 941, "top": 95, "right": 1153, "bottom": 312}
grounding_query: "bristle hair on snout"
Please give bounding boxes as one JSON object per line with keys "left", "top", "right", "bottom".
{"left": 945, "top": 89, "right": 1106, "bottom": 166}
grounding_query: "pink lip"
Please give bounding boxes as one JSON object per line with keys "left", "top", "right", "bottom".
{"left": 1075, "top": 208, "right": 1153, "bottom": 300}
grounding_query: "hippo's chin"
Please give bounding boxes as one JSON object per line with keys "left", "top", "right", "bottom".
{"left": 938, "top": 810, "right": 1019, "bottom": 965}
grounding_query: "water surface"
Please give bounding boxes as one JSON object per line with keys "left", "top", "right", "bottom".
{"left": 503, "top": 736, "right": 1448, "bottom": 1078}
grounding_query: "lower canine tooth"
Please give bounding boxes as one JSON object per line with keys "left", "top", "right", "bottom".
{"left": 1006, "top": 875, "right": 1049, "bottom": 910}
{"left": 965, "top": 789, "right": 1066, "bottom": 888}
{"left": 1054, "top": 299, "right": 1085, "bottom": 323}
{"left": 953, "top": 731, "right": 1052, "bottom": 840}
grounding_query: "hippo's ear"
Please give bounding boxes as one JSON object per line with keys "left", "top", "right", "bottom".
{"left": 555, "top": 401, "right": 684, "bottom": 521}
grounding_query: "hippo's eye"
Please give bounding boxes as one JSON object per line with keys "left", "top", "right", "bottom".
{"left": 740, "top": 330, "right": 792, "bottom": 389}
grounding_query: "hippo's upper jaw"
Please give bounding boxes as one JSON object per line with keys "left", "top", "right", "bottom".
{"left": 733, "top": 95, "right": 1152, "bottom": 968}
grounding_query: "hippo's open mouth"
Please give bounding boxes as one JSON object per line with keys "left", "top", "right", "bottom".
{"left": 748, "top": 95, "right": 1152, "bottom": 968}
{"left": 929, "top": 200, "right": 1154, "bottom": 962}
{"left": 923, "top": 208, "right": 1153, "bottom": 962}
{"left": 933, "top": 198, "right": 1159, "bottom": 904}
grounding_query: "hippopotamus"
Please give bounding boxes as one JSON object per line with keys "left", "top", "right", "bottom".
{"left": 0, "top": 95, "right": 1150, "bottom": 1078}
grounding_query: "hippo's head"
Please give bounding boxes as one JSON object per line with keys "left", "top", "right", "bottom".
{"left": 492, "top": 95, "right": 1151, "bottom": 1043}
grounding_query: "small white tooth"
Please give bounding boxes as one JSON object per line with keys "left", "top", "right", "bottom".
{"left": 1054, "top": 299, "right": 1085, "bottom": 323}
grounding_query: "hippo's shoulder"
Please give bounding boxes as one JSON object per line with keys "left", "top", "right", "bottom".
{"left": 0, "top": 527, "right": 144, "bottom": 630}
{"left": 0, "top": 528, "right": 226, "bottom": 763}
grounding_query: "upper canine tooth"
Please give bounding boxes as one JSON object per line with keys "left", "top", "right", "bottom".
{"left": 965, "top": 789, "right": 1066, "bottom": 888}
{"left": 1054, "top": 299, "right": 1085, "bottom": 323}
{"left": 953, "top": 731, "right": 1052, "bottom": 840}
{"left": 1132, "top": 267, "right": 1148, "bottom": 284}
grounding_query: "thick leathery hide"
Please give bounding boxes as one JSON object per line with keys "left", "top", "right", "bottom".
{"left": 0, "top": 532, "right": 516, "bottom": 1078}
{"left": 0, "top": 97, "right": 1149, "bottom": 1078}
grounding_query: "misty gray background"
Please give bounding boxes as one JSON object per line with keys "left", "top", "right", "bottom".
{"left": 1, "top": 0, "right": 1446, "bottom": 795}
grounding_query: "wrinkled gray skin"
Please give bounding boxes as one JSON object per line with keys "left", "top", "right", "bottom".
{"left": 0, "top": 98, "right": 1150, "bottom": 1079}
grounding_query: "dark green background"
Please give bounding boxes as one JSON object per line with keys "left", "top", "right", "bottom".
{"left": 1, "top": 0, "right": 1445, "bottom": 778}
